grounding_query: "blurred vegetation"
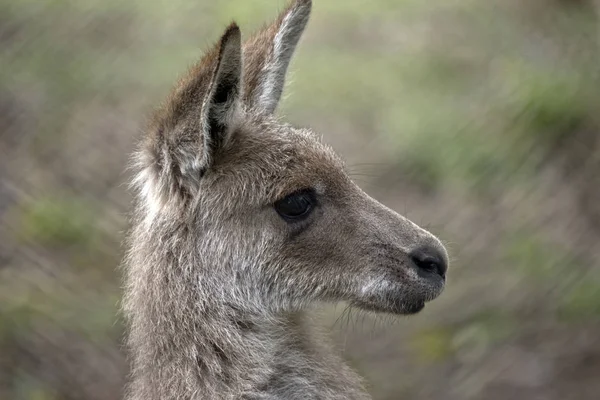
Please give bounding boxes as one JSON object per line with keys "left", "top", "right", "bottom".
{"left": 1, "top": 0, "right": 599, "bottom": 399}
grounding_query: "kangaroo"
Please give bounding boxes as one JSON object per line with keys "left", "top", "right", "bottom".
{"left": 122, "top": 1, "right": 449, "bottom": 399}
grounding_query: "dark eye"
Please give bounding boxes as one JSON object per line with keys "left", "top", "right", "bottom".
{"left": 274, "top": 189, "right": 315, "bottom": 221}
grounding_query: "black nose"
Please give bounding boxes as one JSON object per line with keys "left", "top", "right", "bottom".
{"left": 410, "top": 245, "right": 448, "bottom": 279}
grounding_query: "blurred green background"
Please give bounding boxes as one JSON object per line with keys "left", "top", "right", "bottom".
{"left": 1, "top": 0, "right": 600, "bottom": 399}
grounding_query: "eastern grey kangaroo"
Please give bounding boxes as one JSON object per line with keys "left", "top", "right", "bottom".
{"left": 123, "top": 1, "right": 449, "bottom": 398}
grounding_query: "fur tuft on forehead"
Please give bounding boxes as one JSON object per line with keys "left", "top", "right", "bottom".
{"left": 198, "top": 119, "right": 348, "bottom": 209}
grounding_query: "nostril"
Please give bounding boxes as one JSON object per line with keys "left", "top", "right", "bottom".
{"left": 410, "top": 246, "right": 448, "bottom": 279}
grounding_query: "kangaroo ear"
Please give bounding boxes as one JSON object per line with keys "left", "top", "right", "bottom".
{"left": 136, "top": 24, "right": 242, "bottom": 214}
{"left": 200, "top": 24, "right": 243, "bottom": 165}
{"left": 154, "top": 23, "right": 242, "bottom": 182}
{"left": 243, "top": 0, "right": 311, "bottom": 114}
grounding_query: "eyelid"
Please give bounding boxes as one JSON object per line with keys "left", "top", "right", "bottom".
{"left": 275, "top": 188, "right": 316, "bottom": 204}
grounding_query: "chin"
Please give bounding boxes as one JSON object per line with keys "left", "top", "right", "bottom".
{"left": 352, "top": 297, "right": 426, "bottom": 316}
{"left": 401, "top": 301, "right": 426, "bottom": 314}
{"left": 352, "top": 277, "right": 444, "bottom": 315}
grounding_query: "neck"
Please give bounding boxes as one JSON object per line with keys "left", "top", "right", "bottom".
{"left": 125, "top": 288, "right": 369, "bottom": 400}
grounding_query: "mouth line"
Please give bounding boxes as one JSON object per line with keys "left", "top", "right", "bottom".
{"left": 415, "top": 266, "right": 446, "bottom": 283}
{"left": 389, "top": 270, "right": 446, "bottom": 298}
{"left": 352, "top": 296, "right": 428, "bottom": 316}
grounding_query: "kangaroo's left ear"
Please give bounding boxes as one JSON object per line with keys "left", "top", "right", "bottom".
{"left": 146, "top": 22, "right": 242, "bottom": 194}
{"left": 200, "top": 23, "right": 243, "bottom": 163}
{"left": 242, "top": 0, "right": 311, "bottom": 114}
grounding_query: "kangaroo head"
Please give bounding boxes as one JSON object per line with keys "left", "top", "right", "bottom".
{"left": 134, "top": 0, "right": 448, "bottom": 316}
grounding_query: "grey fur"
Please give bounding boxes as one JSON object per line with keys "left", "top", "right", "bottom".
{"left": 122, "top": 1, "right": 449, "bottom": 399}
